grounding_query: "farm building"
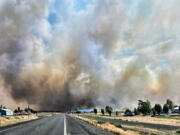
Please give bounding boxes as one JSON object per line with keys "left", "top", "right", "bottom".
{"left": 172, "top": 107, "right": 180, "bottom": 113}
{"left": 78, "top": 109, "right": 92, "bottom": 113}
{"left": 71, "top": 109, "right": 92, "bottom": 113}
{"left": 0, "top": 109, "right": 13, "bottom": 116}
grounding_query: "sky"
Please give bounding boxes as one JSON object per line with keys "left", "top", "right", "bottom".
{"left": 0, "top": 0, "right": 180, "bottom": 110}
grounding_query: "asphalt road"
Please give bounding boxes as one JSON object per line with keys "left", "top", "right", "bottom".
{"left": 81, "top": 115, "right": 180, "bottom": 131}
{"left": 0, "top": 114, "right": 113, "bottom": 135}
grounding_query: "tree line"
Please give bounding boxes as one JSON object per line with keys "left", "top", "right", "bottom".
{"left": 14, "top": 106, "right": 37, "bottom": 114}
{"left": 94, "top": 106, "right": 113, "bottom": 116}
{"left": 134, "top": 99, "right": 177, "bottom": 115}
{"left": 93, "top": 99, "right": 180, "bottom": 116}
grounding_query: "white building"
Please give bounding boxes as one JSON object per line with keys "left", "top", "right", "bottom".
{"left": 172, "top": 107, "right": 180, "bottom": 113}
{"left": 0, "top": 109, "right": 14, "bottom": 116}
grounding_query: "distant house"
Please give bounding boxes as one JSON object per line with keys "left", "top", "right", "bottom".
{"left": 172, "top": 107, "right": 180, "bottom": 113}
{"left": 71, "top": 109, "right": 92, "bottom": 113}
{"left": 71, "top": 110, "right": 77, "bottom": 113}
{"left": 0, "top": 109, "right": 14, "bottom": 116}
{"left": 78, "top": 109, "right": 92, "bottom": 113}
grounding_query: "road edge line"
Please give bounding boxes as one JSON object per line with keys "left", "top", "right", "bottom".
{"left": 64, "top": 114, "right": 67, "bottom": 135}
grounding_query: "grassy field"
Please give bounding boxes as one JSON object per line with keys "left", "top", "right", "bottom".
{"left": 0, "top": 115, "right": 38, "bottom": 126}
{"left": 72, "top": 114, "right": 139, "bottom": 135}
{"left": 0, "top": 112, "right": 60, "bottom": 127}
{"left": 157, "top": 115, "right": 180, "bottom": 120}
{"left": 83, "top": 113, "right": 180, "bottom": 126}
{"left": 77, "top": 113, "right": 180, "bottom": 135}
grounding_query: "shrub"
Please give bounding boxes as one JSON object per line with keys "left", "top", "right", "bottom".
{"left": 94, "top": 108, "right": 97, "bottom": 114}
{"left": 134, "top": 108, "right": 140, "bottom": 115}
{"left": 101, "top": 109, "right": 105, "bottom": 115}
{"left": 116, "top": 111, "right": 119, "bottom": 116}
{"left": 97, "top": 121, "right": 105, "bottom": 124}
{"left": 152, "top": 108, "right": 156, "bottom": 115}
{"left": 125, "top": 109, "right": 132, "bottom": 114}
{"left": 166, "top": 99, "right": 174, "bottom": 110}
{"left": 138, "top": 100, "right": 151, "bottom": 115}
{"left": 154, "top": 104, "right": 162, "bottom": 115}
{"left": 105, "top": 106, "right": 113, "bottom": 116}
{"left": 176, "top": 129, "right": 180, "bottom": 134}
{"left": 163, "top": 104, "right": 169, "bottom": 114}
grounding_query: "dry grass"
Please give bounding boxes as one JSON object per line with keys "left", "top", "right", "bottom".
{"left": 79, "top": 114, "right": 180, "bottom": 134}
{"left": 72, "top": 114, "right": 139, "bottom": 135}
{"left": 84, "top": 114, "right": 180, "bottom": 126}
{"left": 118, "top": 116, "right": 180, "bottom": 126}
{"left": 122, "top": 125, "right": 175, "bottom": 135}
{"left": 0, "top": 115, "right": 38, "bottom": 126}
{"left": 99, "top": 122, "right": 139, "bottom": 135}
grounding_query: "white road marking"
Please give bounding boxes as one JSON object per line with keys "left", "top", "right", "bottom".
{"left": 64, "top": 114, "right": 67, "bottom": 135}
{"left": 0, "top": 126, "right": 19, "bottom": 133}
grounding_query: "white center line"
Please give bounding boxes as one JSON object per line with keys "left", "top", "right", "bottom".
{"left": 64, "top": 114, "right": 67, "bottom": 135}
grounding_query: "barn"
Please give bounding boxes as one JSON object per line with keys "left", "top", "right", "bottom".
{"left": 0, "top": 109, "right": 14, "bottom": 116}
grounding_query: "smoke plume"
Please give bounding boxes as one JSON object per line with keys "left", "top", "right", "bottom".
{"left": 0, "top": 0, "right": 180, "bottom": 111}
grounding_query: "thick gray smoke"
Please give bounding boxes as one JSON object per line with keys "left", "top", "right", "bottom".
{"left": 0, "top": 0, "right": 180, "bottom": 111}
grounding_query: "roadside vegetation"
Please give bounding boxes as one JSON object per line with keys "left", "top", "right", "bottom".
{"left": 93, "top": 99, "right": 179, "bottom": 117}
{"left": 14, "top": 106, "right": 37, "bottom": 115}
{"left": 176, "top": 129, "right": 180, "bottom": 134}
{"left": 75, "top": 98, "right": 180, "bottom": 135}
{"left": 73, "top": 114, "right": 139, "bottom": 135}
{"left": 93, "top": 108, "right": 97, "bottom": 115}
{"left": 0, "top": 106, "right": 39, "bottom": 127}
{"left": 0, "top": 115, "right": 38, "bottom": 126}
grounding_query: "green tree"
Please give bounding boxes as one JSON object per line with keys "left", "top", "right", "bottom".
{"left": 125, "top": 109, "right": 132, "bottom": 114}
{"left": 105, "top": 106, "right": 113, "bottom": 116}
{"left": 94, "top": 108, "right": 97, "bottom": 115}
{"left": 101, "top": 109, "right": 105, "bottom": 115}
{"left": 17, "top": 107, "right": 21, "bottom": 112}
{"left": 134, "top": 108, "right": 140, "bottom": 115}
{"left": 25, "top": 108, "right": 29, "bottom": 113}
{"left": 154, "top": 104, "right": 162, "bottom": 115}
{"left": 138, "top": 100, "right": 151, "bottom": 115}
{"left": 166, "top": 99, "right": 174, "bottom": 110}
{"left": 14, "top": 109, "right": 18, "bottom": 113}
{"left": 163, "top": 104, "right": 169, "bottom": 114}
{"left": 116, "top": 111, "right": 119, "bottom": 116}
{"left": 152, "top": 107, "right": 156, "bottom": 115}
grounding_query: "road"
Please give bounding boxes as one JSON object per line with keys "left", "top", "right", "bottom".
{"left": 81, "top": 115, "right": 180, "bottom": 131}
{"left": 0, "top": 114, "right": 113, "bottom": 135}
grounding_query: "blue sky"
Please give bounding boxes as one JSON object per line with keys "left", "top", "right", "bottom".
{"left": 45, "top": 0, "right": 176, "bottom": 70}
{"left": 47, "top": 0, "right": 93, "bottom": 25}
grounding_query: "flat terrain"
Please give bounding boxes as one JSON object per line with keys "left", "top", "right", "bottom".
{"left": 0, "top": 114, "right": 113, "bottom": 135}
{"left": 97, "top": 114, "right": 180, "bottom": 126}
{"left": 80, "top": 114, "right": 180, "bottom": 134}
{"left": 0, "top": 115, "right": 38, "bottom": 127}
